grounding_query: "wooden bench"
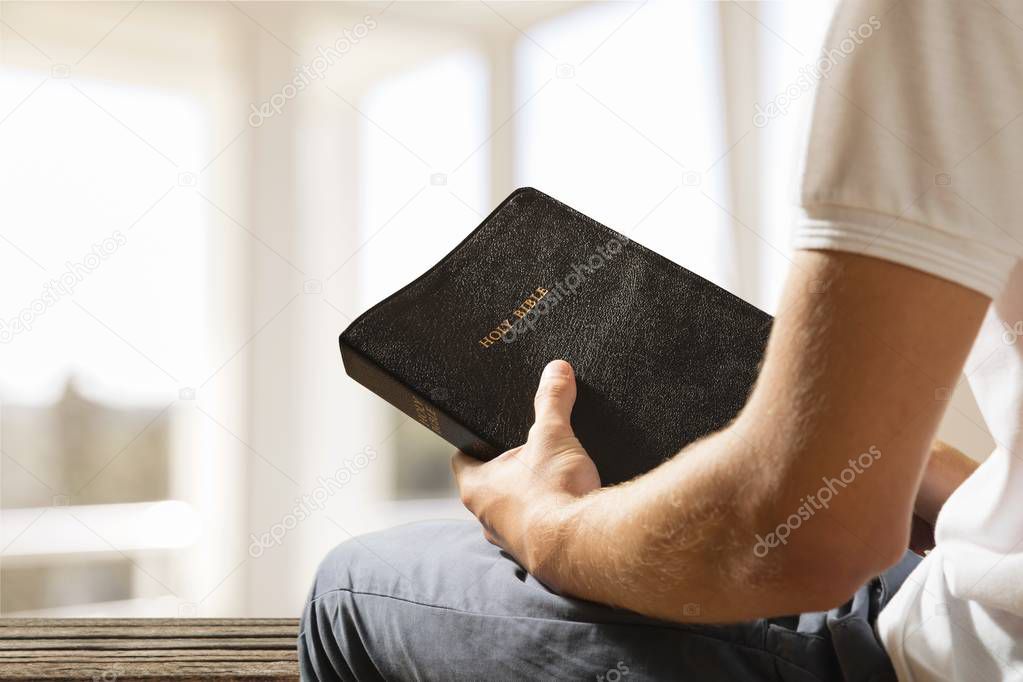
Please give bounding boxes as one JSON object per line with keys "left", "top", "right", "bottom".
{"left": 0, "top": 619, "right": 300, "bottom": 680}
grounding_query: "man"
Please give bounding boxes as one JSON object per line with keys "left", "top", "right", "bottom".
{"left": 301, "top": 1, "right": 1023, "bottom": 679}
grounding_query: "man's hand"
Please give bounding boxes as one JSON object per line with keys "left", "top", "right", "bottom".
{"left": 452, "top": 359, "right": 599, "bottom": 579}
{"left": 909, "top": 439, "right": 980, "bottom": 554}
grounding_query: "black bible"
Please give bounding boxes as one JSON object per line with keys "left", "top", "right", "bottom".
{"left": 339, "top": 187, "right": 772, "bottom": 486}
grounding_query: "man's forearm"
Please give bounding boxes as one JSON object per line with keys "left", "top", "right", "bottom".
{"left": 537, "top": 435, "right": 980, "bottom": 622}
{"left": 533, "top": 425, "right": 879, "bottom": 624}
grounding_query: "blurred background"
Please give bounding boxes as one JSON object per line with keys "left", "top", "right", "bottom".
{"left": 0, "top": 0, "right": 995, "bottom": 618}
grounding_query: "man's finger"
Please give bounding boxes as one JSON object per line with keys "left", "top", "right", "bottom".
{"left": 533, "top": 359, "right": 577, "bottom": 430}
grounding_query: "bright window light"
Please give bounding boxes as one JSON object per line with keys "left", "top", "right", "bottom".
{"left": 0, "top": 69, "right": 209, "bottom": 406}
{"left": 357, "top": 50, "right": 489, "bottom": 309}
{"left": 516, "top": 2, "right": 732, "bottom": 287}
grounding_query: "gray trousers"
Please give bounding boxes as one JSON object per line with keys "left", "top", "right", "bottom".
{"left": 299, "top": 520, "right": 920, "bottom": 681}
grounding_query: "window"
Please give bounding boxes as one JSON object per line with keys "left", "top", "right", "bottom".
{"left": 0, "top": 70, "right": 208, "bottom": 405}
{"left": 516, "top": 2, "right": 734, "bottom": 288}
{"left": 1, "top": 34, "right": 231, "bottom": 616}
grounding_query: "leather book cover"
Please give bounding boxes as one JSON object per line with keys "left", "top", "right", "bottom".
{"left": 339, "top": 187, "right": 771, "bottom": 486}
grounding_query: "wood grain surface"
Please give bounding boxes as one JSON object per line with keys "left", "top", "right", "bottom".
{"left": 0, "top": 618, "right": 300, "bottom": 680}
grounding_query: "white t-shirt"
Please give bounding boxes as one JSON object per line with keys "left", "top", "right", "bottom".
{"left": 794, "top": 1, "right": 1023, "bottom": 679}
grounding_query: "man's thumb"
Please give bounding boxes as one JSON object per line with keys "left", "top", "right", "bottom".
{"left": 533, "top": 360, "right": 577, "bottom": 429}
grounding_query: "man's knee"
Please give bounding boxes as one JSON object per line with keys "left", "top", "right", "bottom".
{"left": 308, "top": 536, "right": 362, "bottom": 600}
{"left": 300, "top": 539, "right": 373, "bottom": 682}
{"left": 300, "top": 522, "right": 469, "bottom": 681}
{"left": 308, "top": 520, "right": 478, "bottom": 604}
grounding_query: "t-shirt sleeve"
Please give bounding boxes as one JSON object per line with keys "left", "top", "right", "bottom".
{"left": 795, "top": 0, "right": 1023, "bottom": 298}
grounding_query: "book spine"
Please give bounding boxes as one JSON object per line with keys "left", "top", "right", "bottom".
{"left": 339, "top": 339, "right": 500, "bottom": 461}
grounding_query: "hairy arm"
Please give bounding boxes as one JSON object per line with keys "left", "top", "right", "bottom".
{"left": 455, "top": 249, "right": 988, "bottom": 623}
